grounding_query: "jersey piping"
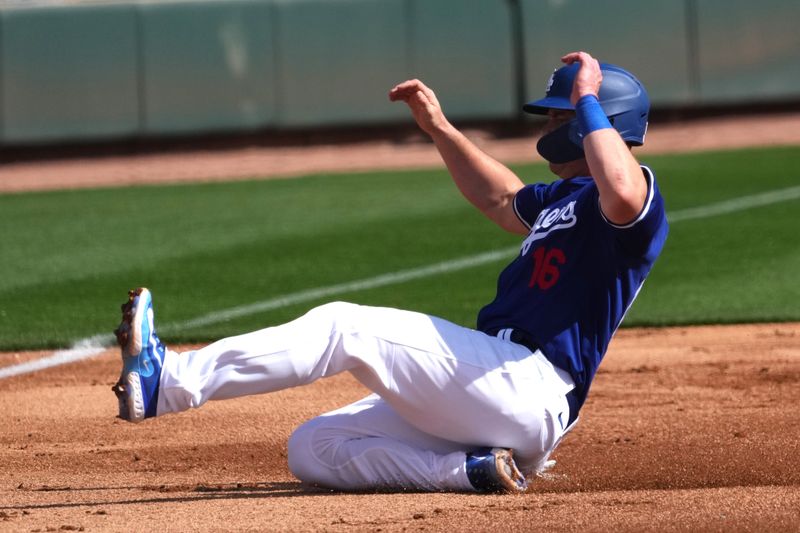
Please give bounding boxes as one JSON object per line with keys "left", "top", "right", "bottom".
{"left": 598, "top": 165, "right": 656, "bottom": 229}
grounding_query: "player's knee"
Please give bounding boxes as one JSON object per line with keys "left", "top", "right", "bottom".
{"left": 288, "top": 416, "right": 354, "bottom": 487}
{"left": 312, "top": 301, "right": 359, "bottom": 317}
{"left": 306, "top": 301, "right": 361, "bottom": 331}
{"left": 287, "top": 423, "right": 311, "bottom": 481}
{"left": 287, "top": 419, "right": 329, "bottom": 485}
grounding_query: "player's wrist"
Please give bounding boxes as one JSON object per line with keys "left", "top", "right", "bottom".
{"left": 575, "top": 94, "right": 612, "bottom": 139}
{"left": 426, "top": 116, "right": 456, "bottom": 139}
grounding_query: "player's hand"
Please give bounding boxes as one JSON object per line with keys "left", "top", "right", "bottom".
{"left": 389, "top": 79, "right": 449, "bottom": 137}
{"left": 561, "top": 51, "right": 603, "bottom": 106}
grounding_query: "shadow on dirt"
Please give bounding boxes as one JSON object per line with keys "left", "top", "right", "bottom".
{"left": 7, "top": 481, "right": 450, "bottom": 512}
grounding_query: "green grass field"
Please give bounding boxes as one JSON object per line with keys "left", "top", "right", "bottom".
{"left": 1, "top": 146, "right": 799, "bottom": 350}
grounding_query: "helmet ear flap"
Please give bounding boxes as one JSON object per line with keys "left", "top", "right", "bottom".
{"left": 536, "top": 120, "right": 585, "bottom": 164}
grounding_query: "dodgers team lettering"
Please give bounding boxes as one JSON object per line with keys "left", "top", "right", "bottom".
{"left": 521, "top": 201, "right": 577, "bottom": 255}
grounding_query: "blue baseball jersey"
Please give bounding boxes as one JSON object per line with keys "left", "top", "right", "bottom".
{"left": 477, "top": 165, "right": 668, "bottom": 407}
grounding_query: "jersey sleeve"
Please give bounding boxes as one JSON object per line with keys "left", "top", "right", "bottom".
{"left": 600, "top": 165, "right": 668, "bottom": 260}
{"left": 512, "top": 182, "right": 556, "bottom": 230}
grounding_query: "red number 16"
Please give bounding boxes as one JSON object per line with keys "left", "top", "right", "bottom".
{"left": 529, "top": 247, "right": 566, "bottom": 290}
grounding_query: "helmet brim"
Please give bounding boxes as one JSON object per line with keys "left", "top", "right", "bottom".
{"left": 522, "top": 95, "right": 573, "bottom": 115}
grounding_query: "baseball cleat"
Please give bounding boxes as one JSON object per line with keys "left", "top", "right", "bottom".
{"left": 111, "top": 288, "right": 166, "bottom": 423}
{"left": 465, "top": 447, "right": 528, "bottom": 493}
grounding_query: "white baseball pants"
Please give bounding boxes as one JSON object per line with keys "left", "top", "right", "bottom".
{"left": 156, "top": 302, "right": 574, "bottom": 491}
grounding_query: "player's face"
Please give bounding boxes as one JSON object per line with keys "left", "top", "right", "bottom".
{"left": 543, "top": 109, "right": 589, "bottom": 179}
{"left": 542, "top": 109, "right": 574, "bottom": 135}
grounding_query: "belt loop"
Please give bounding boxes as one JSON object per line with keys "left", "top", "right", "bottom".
{"left": 496, "top": 328, "right": 512, "bottom": 342}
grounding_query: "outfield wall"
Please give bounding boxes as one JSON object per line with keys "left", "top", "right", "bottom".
{"left": 0, "top": 0, "right": 798, "bottom": 145}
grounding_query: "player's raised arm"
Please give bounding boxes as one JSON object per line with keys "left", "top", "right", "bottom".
{"left": 562, "top": 51, "right": 648, "bottom": 224}
{"left": 389, "top": 79, "right": 528, "bottom": 235}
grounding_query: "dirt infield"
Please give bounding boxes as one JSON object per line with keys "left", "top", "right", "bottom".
{"left": 1, "top": 323, "right": 799, "bottom": 531}
{"left": 2, "top": 115, "right": 800, "bottom": 531}
{"left": 3, "top": 112, "right": 800, "bottom": 193}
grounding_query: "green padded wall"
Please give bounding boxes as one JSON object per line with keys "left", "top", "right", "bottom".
{"left": 140, "top": 0, "right": 276, "bottom": 135}
{"left": 1, "top": 4, "right": 139, "bottom": 143}
{"left": 696, "top": 0, "right": 800, "bottom": 103}
{"left": 272, "top": 0, "right": 409, "bottom": 127}
{"left": 2, "top": 0, "right": 800, "bottom": 146}
{"left": 520, "top": 0, "right": 693, "bottom": 106}
{"left": 407, "top": 0, "right": 516, "bottom": 120}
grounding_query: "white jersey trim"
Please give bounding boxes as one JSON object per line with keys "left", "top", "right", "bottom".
{"left": 512, "top": 194, "right": 533, "bottom": 230}
{"left": 612, "top": 277, "right": 648, "bottom": 339}
{"left": 599, "top": 165, "right": 656, "bottom": 229}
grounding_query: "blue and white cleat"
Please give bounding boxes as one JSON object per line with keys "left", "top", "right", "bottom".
{"left": 111, "top": 288, "right": 166, "bottom": 423}
{"left": 466, "top": 447, "right": 528, "bottom": 493}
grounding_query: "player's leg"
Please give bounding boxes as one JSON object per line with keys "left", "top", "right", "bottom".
{"left": 286, "top": 394, "right": 475, "bottom": 492}
{"left": 153, "top": 297, "right": 572, "bottom": 474}
{"left": 113, "top": 288, "right": 571, "bottom": 479}
{"left": 111, "top": 289, "right": 523, "bottom": 492}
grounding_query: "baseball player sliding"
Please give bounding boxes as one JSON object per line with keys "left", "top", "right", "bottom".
{"left": 112, "top": 51, "right": 668, "bottom": 493}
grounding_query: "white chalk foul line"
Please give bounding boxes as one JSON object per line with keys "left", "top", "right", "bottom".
{"left": 170, "top": 248, "right": 517, "bottom": 330}
{"left": 667, "top": 184, "right": 800, "bottom": 223}
{"left": 0, "top": 249, "right": 516, "bottom": 380}
{"left": 0, "top": 334, "right": 114, "bottom": 380}
{"left": 2, "top": 183, "right": 799, "bottom": 380}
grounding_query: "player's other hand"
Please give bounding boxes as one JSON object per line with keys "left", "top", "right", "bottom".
{"left": 561, "top": 51, "right": 602, "bottom": 106}
{"left": 389, "top": 79, "right": 449, "bottom": 137}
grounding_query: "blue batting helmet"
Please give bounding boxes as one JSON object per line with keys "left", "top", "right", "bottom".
{"left": 524, "top": 62, "right": 650, "bottom": 163}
